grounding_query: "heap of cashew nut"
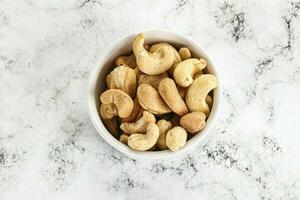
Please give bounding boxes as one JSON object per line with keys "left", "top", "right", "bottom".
{"left": 99, "top": 33, "right": 218, "bottom": 152}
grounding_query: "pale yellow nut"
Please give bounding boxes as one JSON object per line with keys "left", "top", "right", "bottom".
{"left": 100, "top": 89, "right": 133, "bottom": 118}
{"left": 185, "top": 74, "right": 217, "bottom": 115}
{"left": 174, "top": 58, "right": 207, "bottom": 87}
{"left": 120, "top": 97, "right": 142, "bottom": 123}
{"left": 115, "top": 54, "right": 137, "bottom": 68}
{"left": 179, "top": 47, "right": 191, "bottom": 60}
{"left": 100, "top": 103, "right": 117, "bottom": 119}
{"left": 180, "top": 112, "right": 206, "bottom": 134}
{"left": 133, "top": 33, "right": 174, "bottom": 75}
{"left": 166, "top": 126, "right": 187, "bottom": 151}
{"left": 150, "top": 42, "right": 181, "bottom": 77}
{"left": 128, "top": 123, "right": 160, "bottom": 151}
{"left": 120, "top": 111, "right": 156, "bottom": 134}
{"left": 106, "top": 65, "right": 136, "bottom": 98}
{"left": 137, "top": 83, "right": 171, "bottom": 114}
{"left": 158, "top": 78, "right": 188, "bottom": 116}
{"left": 157, "top": 119, "right": 172, "bottom": 150}
{"left": 138, "top": 73, "right": 168, "bottom": 90}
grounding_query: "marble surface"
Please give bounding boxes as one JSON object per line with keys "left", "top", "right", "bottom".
{"left": 1, "top": 0, "right": 300, "bottom": 199}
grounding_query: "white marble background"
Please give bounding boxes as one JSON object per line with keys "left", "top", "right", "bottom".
{"left": 1, "top": 0, "right": 300, "bottom": 199}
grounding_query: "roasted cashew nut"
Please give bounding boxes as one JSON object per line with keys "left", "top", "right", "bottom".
{"left": 114, "top": 54, "right": 137, "bottom": 68}
{"left": 127, "top": 123, "right": 160, "bottom": 151}
{"left": 120, "top": 111, "right": 156, "bottom": 134}
{"left": 158, "top": 78, "right": 189, "bottom": 116}
{"left": 157, "top": 119, "right": 172, "bottom": 150}
{"left": 137, "top": 83, "right": 171, "bottom": 114}
{"left": 174, "top": 58, "right": 207, "bottom": 87}
{"left": 150, "top": 42, "right": 181, "bottom": 77}
{"left": 138, "top": 73, "right": 168, "bottom": 90}
{"left": 100, "top": 89, "right": 133, "bottom": 119}
{"left": 180, "top": 112, "right": 206, "bottom": 133}
{"left": 133, "top": 33, "right": 174, "bottom": 75}
{"left": 120, "top": 97, "right": 142, "bottom": 123}
{"left": 185, "top": 74, "right": 217, "bottom": 115}
{"left": 166, "top": 126, "right": 187, "bottom": 151}
{"left": 100, "top": 103, "right": 117, "bottom": 119}
{"left": 179, "top": 47, "right": 191, "bottom": 60}
{"left": 106, "top": 65, "right": 136, "bottom": 98}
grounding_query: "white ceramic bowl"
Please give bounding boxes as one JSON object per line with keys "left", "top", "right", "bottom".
{"left": 88, "top": 30, "right": 222, "bottom": 160}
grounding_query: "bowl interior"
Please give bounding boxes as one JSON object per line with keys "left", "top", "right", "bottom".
{"left": 89, "top": 31, "right": 221, "bottom": 159}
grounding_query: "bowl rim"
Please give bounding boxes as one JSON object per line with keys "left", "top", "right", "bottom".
{"left": 88, "top": 30, "right": 222, "bottom": 160}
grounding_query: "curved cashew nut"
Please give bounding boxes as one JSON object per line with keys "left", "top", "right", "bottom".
{"left": 185, "top": 74, "right": 217, "bottom": 115}
{"left": 180, "top": 112, "right": 206, "bottom": 133}
{"left": 158, "top": 78, "right": 188, "bottom": 116}
{"left": 114, "top": 54, "right": 137, "bottom": 68}
{"left": 166, "top": 126, "right": 187, "bottom": 151}
{"left": 150, "top": 42, "right": 181, "bottom": 77}
{"left": 100, "top": 89, "right": 133, "bottom": 118}
{"left": 106, "top": 65, "right": 136, "bottom": 98}
{"left": 137, "top": 83, "right": 171, "bottom": 114}
{"left": 174, "top": 58, "right": 207, "bottom": 87}
{"left": 120, "top": 111, "right": 156, "bottom": 134}
{"left": 120, "top": 97, "right": 142, "bottom": 123}
{"left": 127, "top": 123, "right": 160, "bottom": 151}
{"left": 133, "top": 33, "right": 174, "bottom": 75}
{"left": 138, "top": 72, "right": 169, "bottom": 90}
{"left": 179, "top": 47, "right": 191, "bottom": 60}
{"left": 157, "top": 119, "right": 172, "bottom": 150}
{"left": 100, "top": 103, "right": 117, "bottom": 119}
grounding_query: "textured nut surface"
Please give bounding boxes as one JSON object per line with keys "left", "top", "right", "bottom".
{"left": 120, "top": 111, "right": 156, "bottom": 134}
{"left": 120, "top": 97, "right": 142, "bottom": 123}
{"left": 100, "top": 89, "right": 133, "bottom": 118}
{"left": 133, "top": 33, "right": 174, "bottom": 75}
{"left": 179, "top": 47, "right": 191, "bottom": 60}
{"left": 185, "top": 74, "right": 217, "bottom": 115}
{"left": 103, "top": 117, "right": 120, "bottom": 137}
{"left": 174, "top": 58, "right": 207, "bottom": 87}
{"left": 127, "top": 123, "right": 160, "bottom": 151}
{"left": 158, "top": 78, "right": 188, "bottom": 116}
{"left": 106, "top": 65, "right": 136, "bottom": 98}
{"left": 137, "top": 83, "right": 171, "bottom": 114}
{"left": 166, "top": 126, "right": 187, "bottom": 151}
{"left": 157, "top": 119, "right": 172, "bottom": 150}
{"left": 119, "top": 133, "right": 129, "bottom": 144}
{"left": 100, "top": 103, "right": 117, "bottom": 119}
{"left": 150, "top": 42, "right": 181, "bottom": 77}
{"left": 180, "top": 112, "right": 206, "bottom": 133}
{"left": 138, "top": 73, "right": 168, "bottom": 90}
{"left": 115, "top": 54, "right": 137, "bottom": 68}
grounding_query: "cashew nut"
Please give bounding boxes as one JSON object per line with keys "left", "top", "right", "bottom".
{"left": 103, "top": 117, "right": 120, "bottom": 138}
{"left": 138, "top": 73, "right": 168, "bottom": 90}
{"left": 137, "top": 83, "right": 171, "bottom": 114}
{"left": 180, "top": 112, "right": 206, "bottom": 133}
{"left": 120, "top": 111, "right": 156, "bottom": 134}
{"left": 100, "top": 89, "right": 133, "bottom": 118}
{"left": 174, "top": 58, "right": 207, "bottom": 87}
{"left": 185, "top": 74, "right": 217, "bottom": 115}
{"left": 119, "top": 133, "right": 129, "bottom": 144}
{"left": 150, "top": 42, "right": 181, "bottom": 77}
{"left": 157, "top": 119, "right": 172, "bottom": 150}
{"left": 133, "top": 33, "right": 174, "bottom": 75}
{"left": 158, "top": 78, "right": 188, "bottom": 116}
{"left": 120, "top": 97, "right": 142, "bottom": 123}
{"left": 127, "top": 123, "right": 159, "bottom": 151}
{"left": 115, "top": 54, "right": 137, "bottom": 68}
{"left": 166, "top": 126, "right": 187, "bottom": 151}
{"left": 100, "top": 103, "right": 117, "bottom": 119}
{"left": 179, "top": 47, "right": 191, "bottom": 60}
{"left": 106, "top": 65, "right": 136, "bottom": 98}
